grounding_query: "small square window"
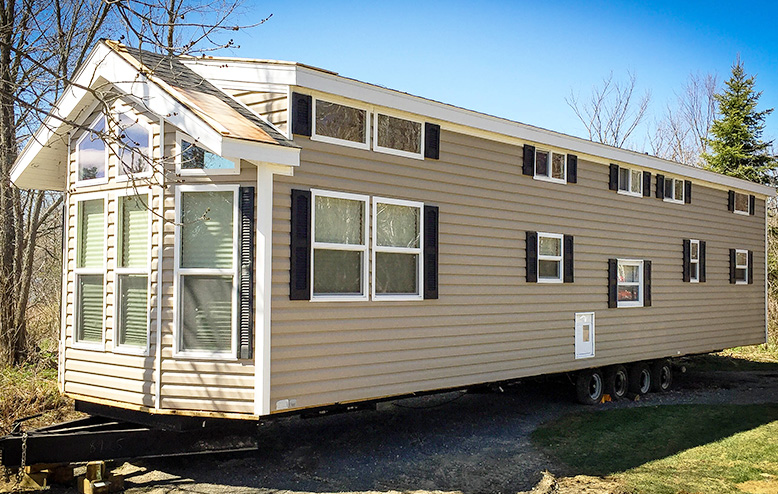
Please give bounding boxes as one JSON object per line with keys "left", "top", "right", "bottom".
{"left": 664, "top": 177, "right": 684, "bottom": 203}
{"left": 618, "top": 167, "right": 643, "bottom": 197}
{"left": 178, "top": 139, "right": 237, "bottom": 175}
{"left": 535, "top": 150, "right": 566, "bottom": 183}
{"left": 734, "top": 192, "right": 750, "bottom": 214}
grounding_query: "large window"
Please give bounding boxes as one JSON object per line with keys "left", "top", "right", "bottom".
{"left": 312, "top": 99, "right": 369, "bottom": 149}
{"left": 374, "top": 113, "right": 423, "bottom": 159}
{"left": 176, "top": 186, "right": 238, "bottom": 355}
{"left": 76, "top": 116, "right": 107, "bottom": 184}
{"left": 537, "top": 233, "right": 563, "bottom": 283}
{"left": 617, "top": 259, "right": 643, "bottom": 308}
{"left": 311, "top": 190, "right": 368, "bottom": 300}
{"left": 534, "top": 150, "right": 566, "bottom": 183}
{"left": 619, "top": 167, "right": 643, "bottom": 196}
{"left": 372, "top": 197, "right": 423, "bottom": 299}
{"left": 116, "top": 193, "right": 150, "bottom": 351}
{"left": 75, "top": 198, "right": 105, "bottom": 344}
{"left": 115, "top": 112, "right": 152, "bottom": 178}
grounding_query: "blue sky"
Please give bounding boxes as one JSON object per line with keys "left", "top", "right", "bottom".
{"left": 224, "top": 0, "right": 778, "bottom": 151}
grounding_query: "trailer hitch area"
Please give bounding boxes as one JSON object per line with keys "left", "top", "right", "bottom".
{"left": 10, "top": 413, "right": 43, "bottom": 434}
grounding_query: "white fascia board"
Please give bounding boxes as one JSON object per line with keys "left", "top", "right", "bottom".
{"left": 223, "top": 137, "right": 299, "bottom": 168}
{"left": 293, "top": 66, "right": 775, "bottom": 198}
{"left": 182, "top": 59, "right": 297, "bottom": 92}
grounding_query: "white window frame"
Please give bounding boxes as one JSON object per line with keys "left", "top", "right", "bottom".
{"left": 311, "top": 96, "right": 370, "bottom": 151}
{"left": 735, "top": 249, "right": 749, "bottom": 285}
{"left": 74, "top": 114, "right": 109, "bottom": 187}
{"left": 534, "top": 149, "right": 567, "bottom": 184}
{"left": 689, "top": 239, "right": 700, "bottom": 284}
{"left": 173, "top": 184, "right": 240, "bottom": 359}
{"left": 663, "top": 177, "right": 685, "bottom": 204}
{"left": 372, "top": 196, "right": 424, "bottom": 301}
{"left": 734, "top": 192, "right": 750, "bottom": 215}
{"left": 617, "top": 259, "right": 644, "bottom": 308}
{"left": 310, "top": 189, "right": 369, "bottom": 302}
{"left": 373, "top": 111, "right": 425, "bottom": 160}
{"left": 113, "top": 188, "right": 152, "bottom": 355}
{"left": 113, "top": 107, "right": 154, "bottom": 182}
{"left": 73, "top": 192, "right": 107, "bottom": 350}
{"left": 618, "top": 167, "right": 643, "bottom": 197}
{"left": 174, "top": 132, "right": 241, "bottom": 176}
{"left": 537, "top": 232, "right": 564, "bottom": 284}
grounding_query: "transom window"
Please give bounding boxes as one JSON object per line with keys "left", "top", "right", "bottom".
{"left": 619, "top": 167, "right": 643, "bottom": 196}
{"left": 116, "top": 193, "right": 150, "bottom": 351}
{"left": 734, "top": 192, "right": 750, "bottom": 214}
{"left": 312, "top": 99, "right": 369, "bottom": 149}
{"left": 373, "top": 197, "right": 423, "bottom": 299}
{"left": 115, "top": 112, "right": 151, "bottom": 177}
{"left": 735, "top": 249, "right": 748, "bottom": 284}
{"left": 178, "top": 137, "right": 237, "bottom": 174}
{"left": 374, "top": 113, "right": 423, "bottom": 159}
{"left": 311, "top": 190, "right": 369, "bottom": 300}
{"left": 538, "top": 233, "right": 563, "bottom": 283}
{"left": 75, "top": 198, "right": 105, "bottom": 345}
{"left": 535, "top": 150, "right": 566, "bottom": 183}
{"left": 76, "top": 116, "right": 107, "bottom": 184}
{"left": 176, "top": 186, "right": 238, "bottom": 355}
{"left": 617, "top": 259, "right": 643, "bottom": 307}
{"left": 664, "top": 177, "right": 684, "bottom": 203}
{"left": 689, "top": 239, "right": 700, "bottom": 283}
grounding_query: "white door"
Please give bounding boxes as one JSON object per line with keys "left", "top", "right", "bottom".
{"left": 575, "top": 312, "right": 595, "bottom": 359}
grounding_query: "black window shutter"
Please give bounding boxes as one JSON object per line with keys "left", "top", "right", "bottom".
{"left": 522, "top": 145, "right": 535, "bottom": 176}
{"left": 682, "top": 239, "right": 691, "bottom": 282}
{"left": 700, "top": 241, "right": 706, "bottom": 282}
{"left": 609, "top": 164, "right": 619, "bottom": 191}
{"left": 608, "top": 259, "right": 618, "bottom": 308}
{"left": 290, "top": 189, "right": 312, "bottom": 300}
{"left": 424, "top": 123, "right": 441, "bottom": 160}
{"left": 424, "top": 205, "right": 439, "bottom": 299}
{"left": 728, "top": 190, "right": 735, "bottom": 212}
{"left": 643, "top": 260, "right": 652, "bottom": 307}
{"left": 563, "top": 235, "right": 574, "bottom": 283}
{"left": 684, "top": 180, "right": 692, "bottom": 204}
{"left": 291, "top": 93, "right": 312, "bottom": 137}
{"left": 642, "top": 171, "right": 652, "bottom": 197}
{"left": 238, "top": 186, "right": 255, "bottom": 359}
{"left": 656, "top": 174, "right": 665, "bottom": 199}
{"left": 567, "top": 154, "right": 578, "bottom": 183}
{"left": 749, "top": 195, "right": 756, "bottom": 215}
{"left": 729, "top": 249, "right": 736, "bottom": 284}
{"left": 748, "top": 250, "right": 754, "bottom": 284}
{"left": 526, "top": 231, "right": 538, "bottom": 282}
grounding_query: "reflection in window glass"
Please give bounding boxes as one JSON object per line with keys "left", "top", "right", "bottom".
{"left": 376, "top": 114, "right": 421, "bottom": 154}
{"left": 314, "top": 196, "right": 364, "bottom": 245}
{"left": 734, "top": 192, "right": 749, "bottom": 213}
{"left": 117, "top": 113, "right": 150, "bottom": 175}
{"left": 375, "top": 203, "right": 420, "bottom": 248}
{"left": 373, "top": 199, "right": 422, "bottom": 297}
{"left": 538, "top": 234, "right": 563, "bottom": 282}
{"left": 617, "top": 260, "right": 643, "bottom": 305}
{"left": 375, "top": 252, "right": 417, "bottom": 294}
{"left": 315, "top": 100, "right": 367, "bottom": 144}
{"left": 631, "top": 170, "right": 642, "bottom": 194}
{"left": 181, "top": 140, "right": 235, "bottom": 170}
{"left": 535, "top": 151, "right": 548, "bottom": 177}
{"left": 551, "top": 153, "right": 565, "bottom": 180}
{"left": 78, "top": 117, "right": 106, "bottom": 181}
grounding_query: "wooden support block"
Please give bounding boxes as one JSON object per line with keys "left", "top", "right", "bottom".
{"left": 17, "top": 471, "right": 48, "bottom": 490}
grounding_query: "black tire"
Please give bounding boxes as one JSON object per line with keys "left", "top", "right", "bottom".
{"left": 605, "top": 365, "right": 629, "bottom": 400}
{"left": 575, "top": 368, "right": 604, "bottom": 405}
{"left": 629, "top": 362, "right": 652, "bottom": 395}
{"left": 650, "top": 359, "right": 673, "bottom": 392}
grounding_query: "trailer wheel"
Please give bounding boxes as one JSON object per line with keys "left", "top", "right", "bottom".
{"left": 605, "top": 365, "right": 629, "bottom": 400}
{"left": 650, "top": 360, "right": 673, "bottom": 392}
{"left": 575, "top": 368, "right": 604, "bottom": 405}
{"left": 629, "top": 362, "right": 652, "bottom": 395}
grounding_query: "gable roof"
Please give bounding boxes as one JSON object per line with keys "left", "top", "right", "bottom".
{"left": 11, "top": 40, "right": 298, "bottom": 191}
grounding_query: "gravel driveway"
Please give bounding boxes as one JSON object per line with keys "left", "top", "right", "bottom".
{"left": 34, "top": 367, "right": 778, "bottom": 494}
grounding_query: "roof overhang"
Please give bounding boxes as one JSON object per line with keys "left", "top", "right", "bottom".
{"left": 12, "top": 42, "right": 299, "bottom": 191}
{"left": 186, "top": 58, "right": 775, "bottom": 198}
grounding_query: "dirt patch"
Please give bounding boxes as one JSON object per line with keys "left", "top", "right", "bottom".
{"left": 738, "top": 477, "right": 778, "bottom": 494}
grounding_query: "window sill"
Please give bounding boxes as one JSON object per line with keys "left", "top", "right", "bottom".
{"left": 537, "top": 278, "right": 563, "bottom": 284}
{"left": 373, "top": 294, "right": 423, "bottom": 301}
{"left": 71, "top": 340, "right": 105, "bottom": 351}
{"left": 533, "top": 175, "right": 567, "bottom": 185}
{"left": 663, "top": 198, "right": 684, "bottom": 205}
{"left": 311, "top": 133, "right": 370, "bottom": 151}
{"left": 113, "top": 344, "right": 149, "bottom": 357}
{"left": 374, "top": 145, "right": 424, "bottom": 161}
{"left": 618, "top": 190, "right": 643, "bottom": 198}
{"left": 173, "top": 350, "right": 239, "bottom": 360}
{"left": 311, "top": 294, "right": 369, "bottom": 302}
{"left": 617, "top": 301, "right": 644, "bottom": 308}
{"left": 734, "top": 209, "right": 751, "bottom": 216}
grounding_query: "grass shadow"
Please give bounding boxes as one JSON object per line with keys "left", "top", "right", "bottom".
{"left": 532, "top": 404, "right": 778, "bottom": 476}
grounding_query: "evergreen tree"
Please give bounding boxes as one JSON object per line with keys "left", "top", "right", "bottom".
{"left": 703, "top": 57, "right": 776, "bottom": 184}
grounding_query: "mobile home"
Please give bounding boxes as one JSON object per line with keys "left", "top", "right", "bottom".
{"left": 11, "top": 41, "right": 773, "bottom": 419}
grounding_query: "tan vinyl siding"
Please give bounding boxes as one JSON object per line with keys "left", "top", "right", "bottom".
{"left": 228, "top": 90, "right": 288, "bottom": 136}
{"left": 269, "top": 129, "right": 766, "bottom": 412}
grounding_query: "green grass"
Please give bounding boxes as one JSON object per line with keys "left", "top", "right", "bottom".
{"left": 682, "top": 343, "right": 778, "bottom": 372}
{"left": 0, "top": 353, "right": 71, "bottom": 435}
{"left": 532, "top": 404, "right": 778, "bottom": 493}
